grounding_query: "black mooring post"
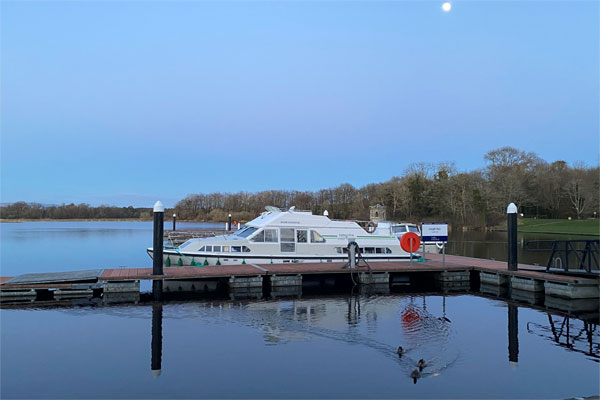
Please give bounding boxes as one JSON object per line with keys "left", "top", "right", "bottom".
{"left": 508, "top": 304, "right": 519, "bottom": 364}
{"left": 153, "top": 201, "right": 164, "bottom": 301}
{"left": 153, "top": 201, "right": 164, "bottom": 276}
{"left": 172, "top": 213, "right": 176, "bottom": 231}
{"left": 228, "top": 214, "right": 232, "bottom": 231}
{"left": 151, "top": 303, "right": 163, "bottom": 378}
{"left": 507, "top": 203, "right": 518, "bottom": 271}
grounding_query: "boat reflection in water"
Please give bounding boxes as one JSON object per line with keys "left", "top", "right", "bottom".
{"left": 145, "top": 294, "right": 598, "bottom": 385}
{"left": 147, "top": 295, "right": 457, "bottom": 383}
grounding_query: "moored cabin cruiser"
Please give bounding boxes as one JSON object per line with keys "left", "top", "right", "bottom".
{"left": 147, "top": 207, "right": 419, "bottom": 266}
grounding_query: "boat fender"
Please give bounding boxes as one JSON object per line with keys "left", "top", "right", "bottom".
{"left": 165, "top": 256, "right": 171, "bottom": 267}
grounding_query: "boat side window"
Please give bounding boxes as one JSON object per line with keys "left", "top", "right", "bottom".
{"left": 385, "top": 248, "right": 392, "bottom": 254}
{"left": 250, "top": 230, "right": 265, "bottom": 242}
{"left": 365, "top": 247, "right": 375, "bottom": 254}
{"left": 242, "top": 246, "right": 251, "bottom": 252}
{"left": 408, "top": 226, "right": 420, "bottom": 233}
{"left": 213, "top": 246, "right": 221, "bottom": 252}
{"left": 265, "top": 229, "right": 278, "bottom": 243}
{"left": 205, "top": 245, "right": 212, "bottom": 252}
{"left": 310, "top": 230, "right": 326, "bottom": 243}
{"left": 280, "top": 228, "right": 295, "bottom": 252}
{"left": 335, "top": 247, "right": 343, "bottom": 254}
{"left": 232, "top": 246, "right": 241, "bottom": 253}
{"left": 296, "top": 229, "right": 307, "bottom": 243}
{"left": 198, "top": 246, "right": 205, "bottom": 252}
{"left": 223, "top": 246, "right": 230, "bottom": 252}
{"left": 376, "top": 248, "right": 383, "bottom": 254}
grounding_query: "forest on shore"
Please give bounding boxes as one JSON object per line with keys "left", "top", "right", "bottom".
{"left": 2, "top": 147, "right": 598, "bottom": 229}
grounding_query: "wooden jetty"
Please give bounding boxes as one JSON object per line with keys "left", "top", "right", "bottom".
{"left": 1, "top": 254, "right": 598, "bottom": 314}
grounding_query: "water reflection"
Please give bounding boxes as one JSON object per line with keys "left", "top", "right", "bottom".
{"left": 527, "top": 315, "right": 599, "bottom": 362}
{"left": 145, "top": 295, "right": 461, "bottom": 384}
{"left": 140, "top": 292, "right": 600, "bottom": 386}
{"left": 151, "top": 303, "right": 163, "bottom": 377}
{"left": 508, "top": 305, "right": 519, "bottom": 364}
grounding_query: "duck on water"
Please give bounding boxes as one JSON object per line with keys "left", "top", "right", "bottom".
{"left": 147, "top": 206, "right": 420, "bottom": 266}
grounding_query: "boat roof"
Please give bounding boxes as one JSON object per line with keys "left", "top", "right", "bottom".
{"left": 246, "top": 207, "right": 362, "bottom": 230}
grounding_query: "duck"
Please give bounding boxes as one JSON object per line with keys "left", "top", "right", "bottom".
{"left": 417, "top": 359, "right": 427, "bottom": 371}
{"left": 396, "top": 346, "right": 404, "bottom": 356}
{"left": 410, "top": 369, "right": 421, "bottom": 384}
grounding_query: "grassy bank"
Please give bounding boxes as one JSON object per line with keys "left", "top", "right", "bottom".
{"left": 518, "top": 218, "right": 600, "bottom": 235}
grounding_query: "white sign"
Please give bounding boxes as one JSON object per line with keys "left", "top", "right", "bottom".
{"left": 422, "top": 223, "right": 448, "bottom": 242}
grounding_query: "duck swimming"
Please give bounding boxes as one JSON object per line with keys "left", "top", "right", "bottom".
{"left": 410, "top": 369, "right": 421, "bottom": 384}
{"left": 417, "top": 359, "right": 427, "bottom": 371}
{"left": 396, "top": 346, "right": 404, "bottom": 356}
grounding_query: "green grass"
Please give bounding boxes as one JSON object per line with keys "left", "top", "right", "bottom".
{"left": 518, "top": 218, "right": 600, "bottom": 235}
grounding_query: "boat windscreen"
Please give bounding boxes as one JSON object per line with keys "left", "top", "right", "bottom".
{"left": 234, "top": 226, "right": 258, "bottom": 238}
{"left": 392, "top": 226, "right": 407, "bottom": 233}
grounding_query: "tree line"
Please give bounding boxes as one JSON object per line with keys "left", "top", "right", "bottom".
{"left": 2, "top": 148, "right": 598, "bottom": 228}
{"left": 0, "top": 203, "right": 153, "bottom": 220}
{"left": 174, "top": 147, "right": 599, "bottom": 228}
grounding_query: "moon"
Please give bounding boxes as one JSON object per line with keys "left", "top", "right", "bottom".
{"left": 442, "top": 2, "right": 452, "bottom": 12}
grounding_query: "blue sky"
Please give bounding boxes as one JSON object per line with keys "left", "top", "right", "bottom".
{"left": 1, "top": 1, "right": 598, "bottom": 207}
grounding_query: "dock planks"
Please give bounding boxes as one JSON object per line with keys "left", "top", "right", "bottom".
{"left": 1, "top": 254, "right": 598, "bottom": 288}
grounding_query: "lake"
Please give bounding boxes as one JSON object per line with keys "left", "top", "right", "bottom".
{"left": 1, "top": 221, "right": 598, "bottom": 398}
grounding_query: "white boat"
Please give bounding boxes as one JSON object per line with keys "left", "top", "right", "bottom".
{"left": 147, "top": 207, "right": 418, "bottom": 266}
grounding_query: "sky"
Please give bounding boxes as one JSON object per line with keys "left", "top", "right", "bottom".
{"left": 1, "top": 0, "right": 598, "bottom": 207}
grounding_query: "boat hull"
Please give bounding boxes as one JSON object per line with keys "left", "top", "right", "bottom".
{"left": 147, "top": 249, "right": 417, "bottom": 266}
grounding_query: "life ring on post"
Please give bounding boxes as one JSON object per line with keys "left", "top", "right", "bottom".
{"left": 366, "top": 221, "right": 377, "bottom": 233}
{"left": 400, "top": 232, "right": 421, "bottom": 253}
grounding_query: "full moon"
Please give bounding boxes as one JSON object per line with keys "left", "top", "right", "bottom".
{"left": 442, "top": 2, "right": 452, "bottom": 12}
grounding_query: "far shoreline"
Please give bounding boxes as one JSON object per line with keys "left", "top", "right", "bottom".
{"left": 1, "top": 218, "right": 597, "bottom": 236}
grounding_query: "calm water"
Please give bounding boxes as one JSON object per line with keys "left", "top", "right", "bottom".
{"left": 0, "top": 221, "right": 222, "bottom": 277}
{"left": 2, "top": 295, "right": 599, "bottom": 398}
{"left": 447, "top": 230, "right": 599, "bottom": 267}
{"left": 1, "top": 222, "right": 599, "bottom": 398}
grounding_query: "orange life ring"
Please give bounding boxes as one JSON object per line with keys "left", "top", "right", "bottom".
{"left": 400, "top": 232, "right": 421, "bottom": 252}
{"left": 366, "top": 221, "right": 377, "bottom": 233}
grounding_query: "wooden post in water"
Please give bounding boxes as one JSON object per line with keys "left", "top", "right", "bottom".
{"left": 507, "top": 203, "right": 518, "bottom": 271}
{"left": 172, "top": 213, "right": 176, "bottom": 231}
{"left": 151, "top": 303, "right": 163, "bottom": 377}
{"left": 228, "top": 214, "right": 232, "bottom": 231}
{"left": 153, "top": 201, "right": 164, "bottom": 301}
